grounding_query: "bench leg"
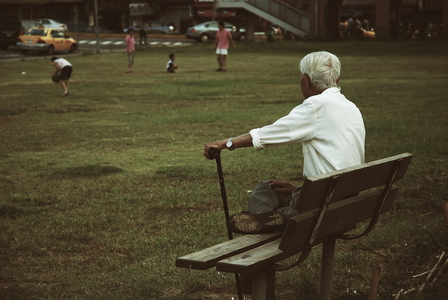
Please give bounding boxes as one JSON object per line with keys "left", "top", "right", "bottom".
{"left": 320, "top": 238, "right": 336, "bottom": 300}
{"left": 250, "top": 269, "right": 276, "bottom": 300}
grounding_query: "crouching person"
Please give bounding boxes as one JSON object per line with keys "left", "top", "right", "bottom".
{"left": 51, "top": 56, "right": 72, "bottom": 96}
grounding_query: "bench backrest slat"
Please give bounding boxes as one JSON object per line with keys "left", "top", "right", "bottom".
{"left": 295, "top": 153, "right": 413, "bottom": 213}
{"left": 279, "top": 187, "right": 398, "bottom": 252}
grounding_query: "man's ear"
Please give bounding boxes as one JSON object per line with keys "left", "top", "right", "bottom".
{"left": 303, "top": 74, "right": 311, "bottom": 88}
{"left": 336, "top": 77, "right": 340, "bottom": 84}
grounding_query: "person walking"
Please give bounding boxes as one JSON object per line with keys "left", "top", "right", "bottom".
{"left": 139, "top": 24, "right": 147, "bottom": 45}
{"left": 126, "top": 28, "right": 135, "bottom": 73}
{"left": 51, "top": 56, "right": 72, "bottom": 96}
{"left": 214, "top": 21, "right": 236, "bottom": 72}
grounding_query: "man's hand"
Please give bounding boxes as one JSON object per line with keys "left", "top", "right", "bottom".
{"left": 203, "top": 134, "right": 252, "bottom": 160}
{"left": 268, "top": 179, "right": 297, "bottom": 195}
{"left": 203, "top": 140, "right": 226, "bottom": 160}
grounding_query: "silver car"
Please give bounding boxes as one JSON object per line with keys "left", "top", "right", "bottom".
{"left": 123, "top": 22, "right": 175, "bottom": 34}
{"left": 34, "top": 19, "right": 68, "bottom": 31}
{"left": 186, "top": 21, "right": 245, "bottom": 43}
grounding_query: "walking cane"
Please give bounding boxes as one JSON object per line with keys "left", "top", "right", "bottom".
{"left": 209, "top": 149, "right": 244, "bottom": 300}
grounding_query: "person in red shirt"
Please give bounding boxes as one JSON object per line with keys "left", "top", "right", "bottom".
{"left": 214, "top": 21, "right": 236, "bottom": 72}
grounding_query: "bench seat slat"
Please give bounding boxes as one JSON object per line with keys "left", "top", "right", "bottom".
{"left": 215, "top": 187, "right": 398, "bottom": 274}
{"left": 215, "top": 227, "right": 353, "bottom": 274}
{"left": 216, "top": 239, "right": 287, "bottom": 274}
{"left": 175, "top": 232, "right": 283, "bottom": 270}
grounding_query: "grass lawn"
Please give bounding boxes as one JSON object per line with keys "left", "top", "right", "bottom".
{"left": 0, "top": 39, "right": 447, "bottom": 300}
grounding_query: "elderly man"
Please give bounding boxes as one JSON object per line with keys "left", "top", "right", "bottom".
{"left": 204, "top": 51, "right": 365, "bottom": 234}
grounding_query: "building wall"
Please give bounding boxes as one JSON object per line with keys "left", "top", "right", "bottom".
{"left": 0, "top": 2, "right": 79, "bottom": 21}
{"left": 0, "top": 0, "right": 444, "bottom": 38}
{"left": 0, "top": 1, "right": 96, "bottom": 32}
{"left": 164, "top": 5, "right": 191, "bottom": 33}
{"left": 443, "top": 0, "right": 448, "bottom": 38}
{"left": 96, "top": 0, "right": 133, "bottom": 31}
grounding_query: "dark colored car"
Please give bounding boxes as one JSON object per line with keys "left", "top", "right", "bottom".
{"left": 123, "top": 22, "right": 175, "bottom": 34}
{"left": 123, "top": 26, "right": 143, "bottom": 34}
{"left": 146, "top": 21, "right": 176, "bottom": 34}
{"left": 82, "top": 26, "right": 114, "bottom": 34}
{"left": 0, "top": 19, "right": 36, "bottom": 50}
{"left": 186, "top": 21, "right": 245, "bottom": 43}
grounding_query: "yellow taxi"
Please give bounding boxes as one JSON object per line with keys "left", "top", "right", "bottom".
{"left": 17, "top": 26, "right": 77, "bottom": 55}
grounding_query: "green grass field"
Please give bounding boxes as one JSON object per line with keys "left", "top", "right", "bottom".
{"left": 1, "top": 39, "right": 447, "bottom": 300}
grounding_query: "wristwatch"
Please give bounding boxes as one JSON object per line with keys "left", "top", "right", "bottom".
{"left": 226, "top": 137, "right": 235, "bottom": 151}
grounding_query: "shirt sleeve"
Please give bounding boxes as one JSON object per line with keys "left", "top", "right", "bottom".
{"left": 250, "top": 101, "right": 317, "bottom": 150}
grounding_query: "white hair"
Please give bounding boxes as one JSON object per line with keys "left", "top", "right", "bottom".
{"left": 299, "top": 51, "right": 341, "bottom": 91}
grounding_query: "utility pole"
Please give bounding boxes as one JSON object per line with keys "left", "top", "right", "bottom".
{"left": 94, "top": 0, "right": 100, "bottom": 53}
{"left": 74, "top": 5, "right": 79, "bottom": 50}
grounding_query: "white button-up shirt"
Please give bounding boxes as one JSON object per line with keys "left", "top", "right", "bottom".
{"left": 250, "top": 87, "right": 365, "bottom": 178}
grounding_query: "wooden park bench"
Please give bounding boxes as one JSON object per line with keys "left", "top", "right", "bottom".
{"left": 176, "top": 153, "right": 413, "bottom": 300}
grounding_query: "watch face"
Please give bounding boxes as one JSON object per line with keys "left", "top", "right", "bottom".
{"left": 226, "top": 138, "right": 234, "bottom": 150}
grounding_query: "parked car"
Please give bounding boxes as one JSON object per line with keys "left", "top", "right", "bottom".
{"left": 82, "top": 26, "right": 114, "bottom": 34}
{"left": 186, "top": 21, "right": 245, "bottom": 42}
{"left": 146, "top": 21, "right": 175, "bottom": 34}
{"left": 0, "top": 19, "right": 37, "bottom": 50}
{"left": 17, "top": 26, "right": 77, "bottom": 55}
{"left": 123, "top": 22, "right": 175, "bottom": 34}
{"left": 123, "top": 25, "right": 143, "bottom": 34}
{"left": 34, "top": 19, "right": 68, "bottom": 31}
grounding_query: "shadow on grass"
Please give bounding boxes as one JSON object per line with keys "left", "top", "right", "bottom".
{"left": 51, "top": 165, "right": 123, "bottom": 179}
{"left": 0, "top": 206, "right": 25, "bottom": 219}
{"left": 47, "top": 105, "right": 90, "bottom": 114}
{"left": 0, "top": 106, "right": 28, "bottom": 116}
{"left": 0, "top": 104, "right": 90, "bottom": 116}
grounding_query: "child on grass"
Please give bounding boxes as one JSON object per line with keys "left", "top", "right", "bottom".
{"left": 126, "top": 28, "right": 135, "bottom": 73}
{"left": 214, "top": 21, "right": 236, "bottom": 72}
{"left": 166, "top": 53, "right": 179, "bottom": 73}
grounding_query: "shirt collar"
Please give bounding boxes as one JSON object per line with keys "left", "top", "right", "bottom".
{"left": 322, "top": 87, "right": 341, "bottom": 94}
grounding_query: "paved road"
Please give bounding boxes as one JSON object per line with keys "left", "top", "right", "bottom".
{"left": 0, "top": 34, "right": 195, "bottom": 61}
{"left": 77, "top": 35, "right": 194, "bottom": 51}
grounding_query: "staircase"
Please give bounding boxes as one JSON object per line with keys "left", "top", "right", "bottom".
{"left": 215, "top": 0, "right": 309, "bottom": 36}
